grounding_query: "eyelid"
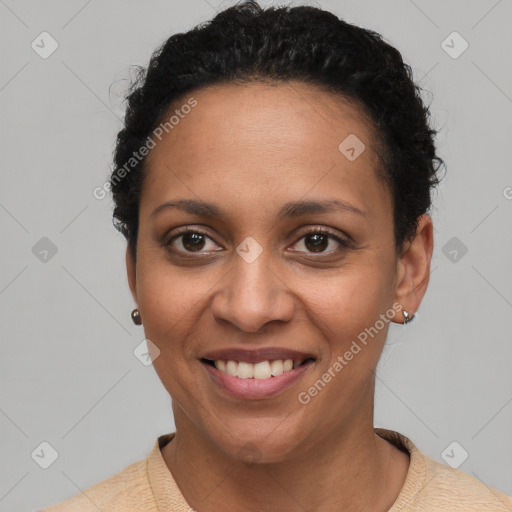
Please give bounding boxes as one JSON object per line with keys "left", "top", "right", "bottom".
{"left": 164, "top": 225, "right": 353, "bottom": 254}
{"left": 165, "top": 226, "right": 222, "bottom": 250}
{"left": 290, "top": 226, "right": 354, "bottom": 251}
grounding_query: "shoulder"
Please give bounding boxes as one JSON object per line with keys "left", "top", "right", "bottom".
{"left": 376, "top": 428, "right": 512, "bottom": 512}
{"left": 39, "top": 456, "right": 156, "bottom": 512}
{"left": 418, "top": 454, "right": 512, "bottom": 511}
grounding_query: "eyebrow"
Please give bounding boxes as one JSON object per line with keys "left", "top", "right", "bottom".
{"left": 151, "top": 198, "right": 367, "bottom": 220}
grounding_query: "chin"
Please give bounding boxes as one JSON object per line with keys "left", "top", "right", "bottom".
{"left": 210, "top": 420, "right": 309, "bottom": 465}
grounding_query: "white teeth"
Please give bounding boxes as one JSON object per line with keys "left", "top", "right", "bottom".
{"left": 237, "top": 361, "right": 254, "bottom": 379}
{"left": 253, "top": 361, "right": 272, "bottom": 380}
{"left": 270, "top": 360, "right": 284, "bottom": 376}
{"left": 214, "top": 358, "right": 303, "bottom": 379}
{"left": 225, "top": 360, "right": 238, "bottom": 377}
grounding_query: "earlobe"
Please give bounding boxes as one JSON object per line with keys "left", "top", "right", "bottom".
{"left": 126, "top": 246, "right": 138, "bottom": 304}
{"left": 393, "top": 214, "right": 434, "bottom": 323}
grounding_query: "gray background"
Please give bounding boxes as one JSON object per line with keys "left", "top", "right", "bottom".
{"left": 1, "top": 0, "right": 511, "bottom": 510}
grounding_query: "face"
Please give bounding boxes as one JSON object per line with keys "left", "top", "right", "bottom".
{"left": 127, "top": 81, "right": 432, "bottom": 462}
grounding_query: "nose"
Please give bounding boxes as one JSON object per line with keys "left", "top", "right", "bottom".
{"left": 210, "top": 249, "right": 295, "bottom": 333}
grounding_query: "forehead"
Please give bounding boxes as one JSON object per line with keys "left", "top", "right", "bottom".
{"left": 151, "top": 80, "right": 379, "bottom": 160}
{"left": 141, "top": 81, "right": 391, "bottom": 225}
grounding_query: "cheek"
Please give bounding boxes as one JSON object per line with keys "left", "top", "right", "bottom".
{"left": 305, "top": 264, "right": 393, "bottom": 392}
{"left": 137, "top": 262, "right": 208, "bottom": 403}
{"left": 296, "top": 274, "right": 391, "bottom": 423}
{"left": 136, "top": 246, "right": 210, "bottom": 326}
{"left": 311, "top": 266, "right": 391, "bottom": 332}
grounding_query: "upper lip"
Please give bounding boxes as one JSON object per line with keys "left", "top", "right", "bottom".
{"left": 201, "top": 347, "right": 316, "bottom": 364}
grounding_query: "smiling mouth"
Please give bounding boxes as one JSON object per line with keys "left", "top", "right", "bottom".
{"left": 201, "top": 357, "right": 316, "bottom": 380}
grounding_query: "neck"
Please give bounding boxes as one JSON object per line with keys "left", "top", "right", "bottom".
{"left": 162, "top": 412, "right": 409, "bottom": 512}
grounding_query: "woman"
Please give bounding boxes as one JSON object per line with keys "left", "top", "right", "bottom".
{"left": 42, "top": 1, "right": 512, "bottom": 510}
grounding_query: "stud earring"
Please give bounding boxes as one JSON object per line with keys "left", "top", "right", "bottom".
{"left": 403, "top": 310, "right": 415, "bottom": 325}
{"left": 131, "top": 308, "right": 142, "bottom": 325}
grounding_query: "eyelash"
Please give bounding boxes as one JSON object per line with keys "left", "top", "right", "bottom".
{"left": 165, "top": 226, "right": 353, "bottom": 255}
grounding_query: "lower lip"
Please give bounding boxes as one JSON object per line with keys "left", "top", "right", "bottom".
{"left": 202, "top": 360, "right": 314, "bottom": 400}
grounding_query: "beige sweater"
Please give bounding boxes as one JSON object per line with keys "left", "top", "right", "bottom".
{"left": 41, "top": 428, "right": 512, "bottom": 511}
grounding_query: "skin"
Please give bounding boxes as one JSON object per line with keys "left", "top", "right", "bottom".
{"left": 126, "top": 81, "right": 433, "bottom": 511}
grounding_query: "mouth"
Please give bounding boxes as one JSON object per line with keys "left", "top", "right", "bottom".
{"left": 200, "top": 357, "right": 316, "bottom": 380}
{"left": 199, "top": 348, "right": 317, "bottom": 399}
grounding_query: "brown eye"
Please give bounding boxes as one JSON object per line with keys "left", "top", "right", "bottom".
{"left": 304, "top": 233, "right": 329, "bottom": 252}
{"left": 290, "top": 228, "right": 351, "bottom": 254}
{"left": 167, "top": 228, "right": 221, "bottom": 253}
{"left": 181, "top": 232, "right": 206, "bottom": 251}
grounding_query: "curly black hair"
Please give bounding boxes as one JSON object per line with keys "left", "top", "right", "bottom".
{"left": 111, "top": 0, "right": 445, "bottom": 261}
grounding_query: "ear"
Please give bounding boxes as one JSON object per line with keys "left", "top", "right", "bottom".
{"left": 126, "top": 246, "right": 138, "bottom": 304}
{"left": 393, "top": 213, "right": 434, "bottom": 323}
